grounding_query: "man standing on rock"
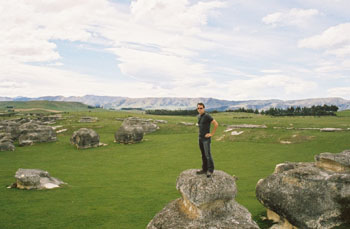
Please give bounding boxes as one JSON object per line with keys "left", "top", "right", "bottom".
{"left": 196, "top": 102, "right": 218, "bottom": 178}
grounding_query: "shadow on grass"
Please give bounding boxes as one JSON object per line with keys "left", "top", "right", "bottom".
{"left": 253, "top": 211, "right": 274, "bottom": 229}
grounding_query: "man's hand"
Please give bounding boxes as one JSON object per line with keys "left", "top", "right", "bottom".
{"left": 205, "top": 133, "right": 212, "bottom": 138}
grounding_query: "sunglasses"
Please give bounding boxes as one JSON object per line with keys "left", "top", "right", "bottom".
{"left": 197, "top": 107, "right": 204, "bottom": 110}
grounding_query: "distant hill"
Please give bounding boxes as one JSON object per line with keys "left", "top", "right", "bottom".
{"left": 0, "top": 95, "right": 350, "bottom": 111}
{"left": 0, "top": 101, "right": 91, "bottom": 112}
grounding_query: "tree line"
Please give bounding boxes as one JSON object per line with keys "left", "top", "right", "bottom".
{"left": 226, "top": 105, "right": 339, "bottom": 116}
{"left": 145, "top": 109, "right": 198, "bottom": 116}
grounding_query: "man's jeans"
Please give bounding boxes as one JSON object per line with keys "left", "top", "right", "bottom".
{"left": 199, "top": 137, "right": 214, "bottom": 173}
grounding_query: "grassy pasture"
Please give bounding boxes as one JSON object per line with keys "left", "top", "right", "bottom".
{"left": 0, "top": 101, "right": 91, "bottom": 112}
{"left": 1, "top": 110, "right": 350, "bottom": 228}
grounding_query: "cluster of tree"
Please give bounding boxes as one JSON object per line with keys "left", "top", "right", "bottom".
{"left": 263, "top": 105, "right": 338, "bottom": 116}
{"left": 226, "top": 105, "right": 339, "bottom": 116}
{"left": 121, "top": 108, "right": 143, "bottom": 110}
{"left": 226, "top": 107, "right": 259, "bottom": 114}
{"left": 145, "top": 109, "right": 198, "bottom": 116}
{"left": 88, "top": 105, "right": 103, "bottom": 109}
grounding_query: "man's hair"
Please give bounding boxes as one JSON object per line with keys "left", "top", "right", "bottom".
{"left": 197, "top": 102, "right": 205, "bottom": 108}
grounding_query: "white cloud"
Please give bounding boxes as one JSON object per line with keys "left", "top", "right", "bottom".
{"left": 260, "top": 69, "right": 282, "bottom": 74}
{"left": 0, "top": 0, "right": 349, "bottom": 100}
{"left": 327, "top": 87, "right": 350, "bottom": 99}
{"left": 298, "top": 23, "right": 350, "bottom": 51}
{"left": 0, "top": 0, "right": 228, "bottom": 90}
{"left": 262, "top": 8, "right": 319, "bottom": 27}
{"left": 226, "top": 74, "right": 318, "bottom": 100}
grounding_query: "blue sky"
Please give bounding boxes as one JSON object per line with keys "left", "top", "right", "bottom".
{"left": 0, "top": 0, "right": 349, "bottom": 100}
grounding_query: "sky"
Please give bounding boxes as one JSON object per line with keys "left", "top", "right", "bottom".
{"left": 1, "top": 0, "right": 350, "bottom": 100}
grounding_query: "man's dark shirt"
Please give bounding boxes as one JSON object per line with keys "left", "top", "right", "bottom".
{"left": 198, "top": 113, "right": 213, "bottom": 138}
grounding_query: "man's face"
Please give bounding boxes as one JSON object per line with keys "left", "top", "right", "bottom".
{"left": 197, "top": 105, "right": 205, "bottom": 115}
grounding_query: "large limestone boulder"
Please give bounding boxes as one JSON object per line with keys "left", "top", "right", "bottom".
{"left": 0, "top": 120, "right": 21, "bottom": 140}
{"left": 122, "top": 117, "right": 159, "bottom": 133}
{"left": 70, "top": 128, "right": 100, "bottom": 149}
{"left": 0, "top": 133, "right": 15, "bottom": 151}
{"left": 114, "top": 125, "right": 144, "bottom": 144}
{"left": 18, "top": 121, "right": 57, "bottom": 146}
{"left": 256, "top": 150, "right": 350, "bottom": 229}
{"left": 12, "top": 168, "right": 65, "bottom": 190}
{"left": 315, "top": 150, "right": 350, "bottom": 172}
{"left": 147, "top": 169, "right": 259, "bottom": 229}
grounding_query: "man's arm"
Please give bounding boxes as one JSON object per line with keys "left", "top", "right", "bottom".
{"left": 205, "top": 119, "right": 219, "bottom": 138}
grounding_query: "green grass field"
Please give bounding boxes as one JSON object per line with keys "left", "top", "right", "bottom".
{"left": 1, "top": 110, "right": 350, "bottom": 228}
{"left": 0, "top": 101, "right": 91, "bottom": 112}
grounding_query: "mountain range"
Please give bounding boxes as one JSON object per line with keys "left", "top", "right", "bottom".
{"left": 1, "top": 95, "right": 350, "bottom": 111}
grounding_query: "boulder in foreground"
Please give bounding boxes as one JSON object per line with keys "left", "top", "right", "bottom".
{"left": 147, "top": 169, "right": 259, "bottom": 229}
{"left": 10, "top": 168, "right": 65, "bottom": 190}
{"left": 256, "top": 149, "right": 350, "bottom": 229}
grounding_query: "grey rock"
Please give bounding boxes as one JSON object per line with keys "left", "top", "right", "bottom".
{"left": 78, "top": 116, "right": 98, "bottom": 123}
{"left": 315, "top": 150, "right": 350, "bottom": 172}
{"left": 70, "top": 128, "right": 100, "bottom": 149}
{"left": 18, "top": 122, "right": 56, "bottom": 146}
{"left": 13, "top": 168, "right": 65, "bottom": 190}
{"left": 0, "top": 133, "right": 15, "bottom": 151}
{"left": 176, "top": 169, "right": 237, "bottom": 207}
{"left": 122, "top": 117, "right": 159, "bottom": 133}
{"left": 320, "top": 128, "right": 342, "bottom": 132}
{"left": 1, "top": 120, "right": 21, "bottom": 140}
{"left": 154, "top": 119, "right": 168, "bottom": 124}
{"left": 227, "top": 124, "right": 267, "bottom": 129}
{"left": 148, "top": 169, "right": 259, "bottom": 229}
{"left": 39, "top": 114, "right": 63, "bottom": 122}
{"left": 256, "top": 150, "right": 350, "bottom": 229}
{"left": 114, "top": 125, "right": 144, "bottom": 144}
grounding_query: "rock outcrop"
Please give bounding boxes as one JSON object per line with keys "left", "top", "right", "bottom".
{"left": 114, "top": 125, "right": 144, "bottom": 144}
{"left": 78, "top": 116, "right": 98, "bottom": 123}
{"left": 18, "top": 121, "right": 57, "bottom": 146}
{"left": 11, "top": 168, "right": 65, "bottom": 190}
{"left": 0, "top": 133, "right": 15, "bottom": 151}
{"left": 226, "top": 124, "right": 267, "bottom": 129}
{"left": 122, "top": 117, "right": 159, "bottom": 133}
{"left": 256, "top": 150, "right": 350, "bottom": 229}
{"left": 0, "top": 120, "right": 21, "bottom": 140}
{"left": 70, "top": 128, "right": 101, "bottom": 149}
{"left": 147, "top": 169, "right": 259, "bottom": 229}
{"left": 320, "top": 128, "right": 343, "bottom": 132}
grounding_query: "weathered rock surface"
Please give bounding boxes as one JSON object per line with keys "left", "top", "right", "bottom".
{"left": 122, "top": 117, "right": 159, "bottom": 133}
{"left": 320, "top": 128, "right": 343, "bottom": 132}
{"left": 70, "top": 128, "right": 100, "bottom": 149}
{"left": 227, "top": 124, "right": 267, "bottom": 129}
{"left": 0, "top": 133, "right": 15, "bottom": 151}
{"left": 315, "top": 150, "right": 350, "bottom": 173}
{"left": 114, "top": 125, "right": 144, "bottom": 144}
{"left": 78, "top": 116, "right": 98, "bottom": 123}
{"left": 148, "top": 169, "right": 259, "bottom": 229}
{"left": 256, "top": 150, "right": 350, "bottom": 229}
{"left": 12, "top": 168, "right": 65, "bottom": 190}
{"left": 18, "top": 121, "right": 57, "bottom": 146}
{"left": 0, "top": 120, "right": 21, "bottom": 140}
{"left": 154, "top": 119, "right": 168, "bottom": 124}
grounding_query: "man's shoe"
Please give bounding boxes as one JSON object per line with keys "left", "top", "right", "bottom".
{"left": 206, "top": 171, "right": 213, "bottom": 178}
{"left": 196, "top": 170, "right": 206, "bottom": 175}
